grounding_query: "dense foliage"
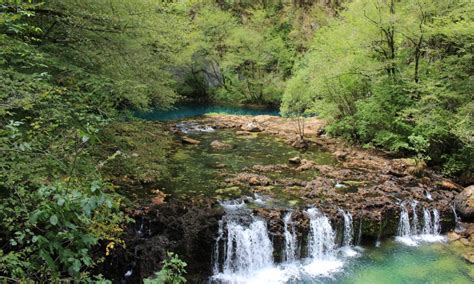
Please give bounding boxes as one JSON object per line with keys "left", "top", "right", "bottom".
{"left": 178, "top": 1, "right": 338, "bottom": 105}
{"left": 282, "top": 0, "right": 473, "bottom": 181}
{"left": 1, "top": 0, "right": 472, "bottom": 282}
{"left": 144, "top": 252, "right": 187, "bottom": 284}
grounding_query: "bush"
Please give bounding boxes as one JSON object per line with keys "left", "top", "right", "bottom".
{"left": 144, "top": 252, "right": 187, "bottom": 284}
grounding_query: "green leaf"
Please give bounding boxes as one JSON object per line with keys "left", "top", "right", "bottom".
{"left": 57, "top": 198, "right": 65, "bottom": 206}
{"left": 49, "top": 215, "right": 58, "bottom": 226}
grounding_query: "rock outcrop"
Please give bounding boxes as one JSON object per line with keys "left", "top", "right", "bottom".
{"left": 455, "top": 185, "right": 474, "bottom": 220}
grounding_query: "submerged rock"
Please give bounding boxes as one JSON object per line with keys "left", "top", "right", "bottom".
{"left": 236, "top": 130, "right": 253, "bottom": 136}
{"left": 181, "top": 136, "right": 200, "bottom": 145}
{"left": 216, "top": 186, "right": 241, "bottom": 197}
{"left": 210, "top": 140, "right": 232, "bottom": 150}
{"left": 227, "top": 173, "right": 272, "bottom": 186}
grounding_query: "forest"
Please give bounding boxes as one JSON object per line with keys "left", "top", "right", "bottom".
{"left": 1, "top": 0, "right": 473, "bottom": 282}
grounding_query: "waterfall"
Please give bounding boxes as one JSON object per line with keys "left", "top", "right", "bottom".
{"left": 213, "top": 201, "right": 274, "bottom": 278}
{"left": 397, "top": 204, "right": 412, "bottom": 237}
{"left": 397, "top": 202, "right": 445, "bottom": 246}
{"left": 451, "top": 204, "right": 465, "bottom": 233}
{"left": 411, "top": 201, "right": 419, "bottom": 234}
{"left": 306, "top": 208, "right": 336, "bottom": 259}
{"left": 283, "top": 212, "right": 297, "bottom": 262}
{"left": 222, "top": 218, "right": 274, "bottom": 275}
{"left": 339, "top": 210, "right": 353, "bottom": 247}
{"left": 422, "top": 208, "right": 433, "bottom": 234}
{"left": 213, "top": 204, "right": 347, "bottom": 282}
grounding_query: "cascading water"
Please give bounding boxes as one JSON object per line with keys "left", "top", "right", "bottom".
{"left": 283, "top": 212, "right": 297, "bottom": 262}
{"left": 222, "top": 219, "right": 274, "bottom": 275}
{"left": 306, "top": 208, "right": 336, "bottom": 259}
{"left": 422, "top": 208, "right": 434, "bottom": 235}
{"left": 212, "top": 204, "right": 351, "bottom": 282}
{"left": 397, "top": 203, "right": 412, "bottom": 237}
{"left": 213, "top": 201, "right": 274, "bottom": 279}
{"left": 451, "top": 204, "right": 465, "bottom": 233}
{"left": 339, "top": 209, "right": 359, "bottom": 257}
{"left": 339, "top": 210, "right": 354, "bottom": 247}
{"left": 396, "top": 201, "right": 445, "bottom": 246}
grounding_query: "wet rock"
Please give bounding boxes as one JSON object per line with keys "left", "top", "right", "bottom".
{"left": 181, "top": 136, "right": 200, "bottom": 145}
{"left": 288, "top": 156, "right": 301, "bottom": 165}
{"left": 252, "top": 164, "right": 288, "bottom": 173}
{"left": 215, "top": 186, "right": 241, "bottom": 197}
{"left": 102, "top": 202, "right": 223, "bottom": 283}
{"left": 439, "top": 180, "right": 464, "bottom": 192}
{"left": 462, "top": 253, "right": 474, "bottom": 264}
{"left": 210, "top": 140, "right": 232, "bottom": 150}
{"left": 236, "top": 130, "right": 253, "bottom": 136}
{"left": 227, "top": 173, "right": 272, "bottom": 186}
{"left": 460, "top": 238, "right": 473, "bottom": 247}
{"left": 291, "top": 137, "right": 308, "bottom": 149}
{"left": 454, "top": 185, "right": 474, "bottom": 220}
{"left": 295, "top": 159, "right": 316, "bottom": 172}
{"left": 241, "top": 122, "right": 262, "bottom": 132}
{"left": 448, "top": 232, "right": 461, "bottom": 242}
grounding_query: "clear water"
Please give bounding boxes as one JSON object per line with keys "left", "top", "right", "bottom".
{"left": 135, "top": 103, "right": 279, "bottom": 121}
{"left": 160, "top": 128, "right": 336, "bottom": 201}
{"left": 332, "top": 242, "right": 474, "bottom": 284}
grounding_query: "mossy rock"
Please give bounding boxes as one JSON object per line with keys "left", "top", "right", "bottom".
{"left": 172, "top": 149, "right": 191, "bottom": 161}
{"left": 215, "top": 186, "right": 242, "bottom": 197}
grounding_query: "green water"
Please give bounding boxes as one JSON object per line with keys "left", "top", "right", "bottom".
{"left": 331, "top": 242, "right": 473, "bottom": 284}
{"left": 136, "top": 103, "right": 279, "bottom": 121}
{"left": 159, "top": 129, "right": 335, "bottom": 201}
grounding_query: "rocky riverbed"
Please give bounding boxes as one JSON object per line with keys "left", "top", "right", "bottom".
{"left": 101, "top": 114, "right": 473, "bottom": 282}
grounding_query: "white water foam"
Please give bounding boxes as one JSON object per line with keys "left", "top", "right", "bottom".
{"left": 396, "top": 202, "right": 446, "bottom": 246}
{"left": 176, "top": 121, "right": 215, "bottom": 134}
{"left": 212, "top": 205, "right": 359, "bottom": 283}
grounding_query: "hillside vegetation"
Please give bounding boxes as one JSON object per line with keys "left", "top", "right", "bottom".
{"left": 0, "top": 0, "right": 472, "bottom": 281}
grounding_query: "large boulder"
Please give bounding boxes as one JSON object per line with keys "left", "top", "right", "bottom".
{"left": 455, "top": 185, "right": 474, "bottom": 220}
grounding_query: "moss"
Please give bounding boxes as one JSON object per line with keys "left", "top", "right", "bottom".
{"left": 95, "top": 121, "right": 173, "bottom": 185}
